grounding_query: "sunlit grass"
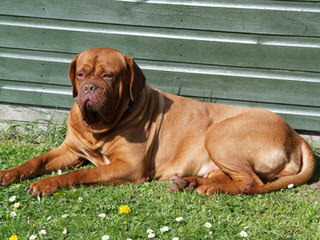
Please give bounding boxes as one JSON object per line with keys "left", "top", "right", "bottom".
{"left": 1, "top": 123, "right": 319, "bottom": 240}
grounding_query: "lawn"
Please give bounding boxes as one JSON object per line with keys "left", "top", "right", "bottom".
{"left": 0, "top": 123, "right": 319, "bottom": 240}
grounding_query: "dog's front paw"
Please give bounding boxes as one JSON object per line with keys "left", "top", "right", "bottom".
{"left": 26, "top": 178, "right": 59, "bottom": 197}
{"left": 0, "top": 169, "right": 20, "bottom": 186}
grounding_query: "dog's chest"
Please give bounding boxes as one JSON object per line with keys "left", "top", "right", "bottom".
{"left": 79, "top": 147, "right": 111, "bottom": 167}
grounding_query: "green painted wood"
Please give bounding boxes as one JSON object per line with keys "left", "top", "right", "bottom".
{"left": 148, "top": 70, "right": 320, "bottom": 108}
{"left": 1, "top": 48, "right": 320, "bottom": 107}
{"left": 1, "top": 79, "right": 319, "bottom": 130}
{"left": 1, "top": 0, "right": 320, "bottom": 36}
{"left": 0, "top": 58, "right": 68, "bottom": 86}
{"left": 212, "top": 99, "right": 320, "bottom": 131}
{"left": 0, "top": 80, "right": 73, "bottom": 108}
{"left": 1, "top": 16, "right": 320, "bottom": 72}
{"left": 0, "top": 1, "right": 320, "bottom": 131}
{"left": 0, "top": 48, "right": 71, "bottom": 85}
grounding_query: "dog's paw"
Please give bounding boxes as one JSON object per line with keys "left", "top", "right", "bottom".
{"left": 26, "top": 178, "right": 59, "bottom": 197}
{"left": 0, "top": 169, "right": 19, "bottom": 186}
{"left": 168, "top": 179, "right": 197, "bottom": 192}
{"left": 196, "top": 184, "right": 219, "bottom": 195}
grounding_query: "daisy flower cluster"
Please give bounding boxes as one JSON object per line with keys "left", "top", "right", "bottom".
{"left": 142, "top": 216, "right": 186, "bottom": 239}
{"left": 5, "top": 200, "right": 246, "bottom": 240}
{"left": 6, "top": 193, "right": 73, "bottom": 240}
{"left": 98, "top": 215, "right": 186, "bottom": 240}
{"left": 8, "top": 195, "right": 21, "bottom": 219}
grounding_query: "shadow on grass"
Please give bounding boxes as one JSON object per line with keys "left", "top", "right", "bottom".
{"left": 303, "top": 149, "right": 320, "bottom": 193}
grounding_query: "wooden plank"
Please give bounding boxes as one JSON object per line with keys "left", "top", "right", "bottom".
{"left": 147, "top": 70, "right": 320, "bottom": 108}
{"left": 1, "top": 80, "right": 319, "bottom": 131}
{"left": 1, "top": 0, "right": 320, "bottom": 36}
{"left": 212, "top": 99, "right": 320, "bottom": 131}
{"left": 1, "top": 16, "right": 320, "bottom": 72}
{"left": 0, "top": 80, "right": 73, "bottom": 108}
{"left": 1, "top": 48, "right": 320, "bottom": 107}
{"left": 0, "top": 48, "right": 71, "bottom": 85}
{"left": 0, "top": 56, "right": 68, "bottom": 86}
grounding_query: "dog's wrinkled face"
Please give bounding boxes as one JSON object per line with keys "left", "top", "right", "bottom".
{"left": 69, "top": 48, "right": 145, "bottom": 128}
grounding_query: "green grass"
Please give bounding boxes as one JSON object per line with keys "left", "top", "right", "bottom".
{"left": 0, "top": 123, "right": 320, "bottom": 240}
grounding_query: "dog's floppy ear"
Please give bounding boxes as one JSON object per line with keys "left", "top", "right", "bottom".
{"left": 125, "top": 56, "right": 146, "bottom": 101}
{"left": 69, "top": 54, "right": 79, "bottom": 98}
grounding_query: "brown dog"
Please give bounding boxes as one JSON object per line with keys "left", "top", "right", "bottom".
{"left": 0, "top": 48, "right": 316, "bottom": 196}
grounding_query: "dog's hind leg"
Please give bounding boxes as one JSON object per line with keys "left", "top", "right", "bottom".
{"left": 169, "top": 169, "right": 263, "bottom": 195}
{"left": 195, "top": 172, "right": 263, "bottom": 195}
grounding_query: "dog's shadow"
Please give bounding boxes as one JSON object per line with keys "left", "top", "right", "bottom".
{"left": 306, "top": 150, "right": 320, "bottom": 190}
{"left": 119, "top": 95, "right": 173, "bottom": 179}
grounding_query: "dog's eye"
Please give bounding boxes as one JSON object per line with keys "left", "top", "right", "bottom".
{"left": 102, "top": 73, "right": 113, "bottom": 80}
{"left": 77, "top": 72, "right": 85, "bottom": 80}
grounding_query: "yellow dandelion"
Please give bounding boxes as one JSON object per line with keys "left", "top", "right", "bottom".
{"left": 54, "top": 192, "right": 63, "bottom": 197}
{"left": 9, "top": 234, "right": 18, "bottom": 240}
{"left": 119, "top": 205, "right": 131, "bottom": 214}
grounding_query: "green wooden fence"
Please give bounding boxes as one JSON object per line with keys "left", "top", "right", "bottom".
{"left": 0, "top": 0, "right": 319, "bottom": 131}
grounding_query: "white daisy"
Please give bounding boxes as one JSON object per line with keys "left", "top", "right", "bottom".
{"left": 204, "top": 222, "right": 212, "bottom": 228}
{"left": 146, "top": 229, "right": 154, "bottom": 233}
{"left": 147, "top": 232, "right": 156, "bottom": 238}
{"left": 175, "top": 216, "right": 184, "bottom": 222}
{"left": 239, "top": 231, "right": 248, "bottom": 237}
{"left": 29, "top": 235, "right": 37, "bottom": 240}
{"left": 9, "top": 211, "right": 17, "bottom": 217}
{"left": 98, "top": 213, "right": 106, "bottom": 218}
{"left": 101, "top": 235, "right": 110, "bottom": 240}
{"left": 62, "top": 228, "right": 67, "bottom": 234}
{"left": 160, "top": 226, "right": 170, "bottom": 232}
{"left": 13, "top": 202, "right": 21, "bottom": 208}
{"left": 39, "top": 229, "right": 47, "bottom": 235}
{"left": 9, "top": 196, "right": 17, "bottom": 202}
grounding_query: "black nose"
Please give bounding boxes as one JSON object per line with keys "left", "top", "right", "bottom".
{"left": 84, "top": 83, "right": 98, "bottom": 94}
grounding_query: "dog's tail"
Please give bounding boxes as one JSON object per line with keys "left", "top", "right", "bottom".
{"left": 255, "top": 139, "right": 316, "bottom": 194}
